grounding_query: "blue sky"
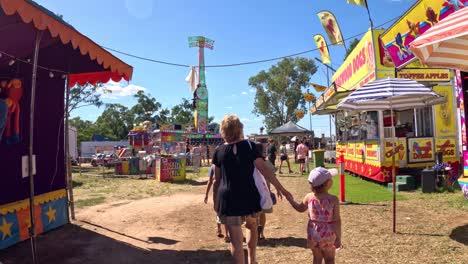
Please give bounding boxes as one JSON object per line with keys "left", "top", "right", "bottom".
{"left": 36, "top": 0, "right": 416, "bottom": 136}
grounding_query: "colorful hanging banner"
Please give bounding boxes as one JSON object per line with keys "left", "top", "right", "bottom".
{"left": 311, "top": 83, "right": 327, "bottom": 92}
{"left": 380, "top": 0, "right": 467, "bottom": 68}
{"left": 314, "top": 34, "right": 332, "bottom": 65}
{"left": 346, "top": 0, "right": 367, "bottom": 8}
{"left": 317, "top": 10, "right": 345, "bottom": 46}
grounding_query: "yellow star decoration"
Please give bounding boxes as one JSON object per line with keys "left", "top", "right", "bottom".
{"left": 382, "top": 170, "right": 390, "bottom": 179}
{"left": 45, "top": 206, "right": 56, "bottom": 223}
{"left": 0, "top": 217, "right": 13, "bottom": 240}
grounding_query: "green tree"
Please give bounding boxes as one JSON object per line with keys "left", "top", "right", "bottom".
{"left": 129, "top": 91, "right": 162, "bottom": 125}
{"left": 344, "top": 38, "right": 360, "bottom": 60}
{"left": 170, "top": 98, "right": 194, "bottom": 126}
{"left": 69, "top": 117, "right": 100, "bottom": 147}
{"left": 95, "top": 104, "right": 133, "bottom": 140}
{"left": 249, "top": 57, "right": 317, "bottom": 131}
{"left": 68, "top": 84, "right": 108, "bottom": 115}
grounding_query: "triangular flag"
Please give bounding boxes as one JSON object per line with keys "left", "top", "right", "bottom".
{"left": 346, "top": 0, "right": 367, "bottom": 8}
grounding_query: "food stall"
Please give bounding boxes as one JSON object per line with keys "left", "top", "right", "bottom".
{"left": 153, "top": 130, "right": 187, "bottom": 182}
{"left": 311, "top": 27, "right": 459, "bottom": 183}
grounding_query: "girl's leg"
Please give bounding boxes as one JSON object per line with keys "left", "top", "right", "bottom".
{"left": 245, "top": 216, "right": 259, "bottom": 264}
{"left": 227, "top": 224, "right": 245, "bottom": 264}
{"left": 258, "top": 213, "right": 266, "bottom": 240}
{"left": 322, "top": 247, "right": 336, "bottom": 264}
{"left": 279, "top": 160, "right": 283, "bottom": 173}
{"left": 311, "top": 247, "right": 323, "bottom": 264}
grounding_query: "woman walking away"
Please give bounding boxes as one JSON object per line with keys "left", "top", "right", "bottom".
{"left": 204, "top": 164, "right": 230, "bottom": 242}
{"left": 213, "top": 114, "right": 291, "bottom": 264}
{"left": 254, "top": 142, "right": 282, "bottom": 240}
{"left": 286, "top": 167, "right": 342, "bottom": 264}
{"left": 296, "top": 140, "right": 309, "bottom": 175}
{"left": 279, "top": 141, "right": 293, "bottom": 174}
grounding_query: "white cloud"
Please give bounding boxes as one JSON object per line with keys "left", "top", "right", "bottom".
{"left": 241, "top": 91, "right": 248, "bottom": 95}
{"left": 97, "top": 80, "right": 146, "bottom": 99}
{"left": 249, "top": 88, "right": 256, "bottom": 93}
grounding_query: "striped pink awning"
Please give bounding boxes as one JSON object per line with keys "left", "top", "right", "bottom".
{"left": 410, "top": 6, "right": 468, "bottom": 72}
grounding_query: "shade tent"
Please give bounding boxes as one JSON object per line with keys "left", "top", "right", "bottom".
{"left": 0, "top": 0, "right": 133, "bottom": 254}
{"left": 337, "top": 77, "right": 445, "bottom": 233}
{"left": 269, "top": 121, "right": 311, "bottom": 136}
{"left": 409, "top": 6, "right": 468, "bottom": 71}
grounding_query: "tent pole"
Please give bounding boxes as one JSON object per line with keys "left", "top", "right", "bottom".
{"left": 391, "top": 107, "right": 396, "bottom": 234}
{"left": 28, "top": 30, "right": 43, "bottom": 264}
{"left": 64, "top": 75, "right": 76, "bottom": 220}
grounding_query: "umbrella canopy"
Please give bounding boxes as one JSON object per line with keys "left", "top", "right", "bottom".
{"left": 269, "top": 121, "right": 311, "bottom": 135}
{"left": 337, "top": 78, "right": 446, "bottom": 111}
{"left": 409, "top": 7, "right": 468, "bottom": 71}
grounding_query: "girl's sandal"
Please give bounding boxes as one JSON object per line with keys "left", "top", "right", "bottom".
{"left": 224, "top": 236, "right": 231, "bottom": 243}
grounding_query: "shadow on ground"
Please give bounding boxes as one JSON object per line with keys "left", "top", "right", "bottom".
{"left": 449, "top": 224, "right": 468, "bottom": 245}
{"left": 259, "top": 237, "right": 307, "bottom": 248}
{"left": 0, "top": 224, "right": 231, "bottom": 264}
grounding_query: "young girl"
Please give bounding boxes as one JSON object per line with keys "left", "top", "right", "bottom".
{"left": 204, "top": 164, "right": 230, "bottom": 242}
{"left": 287, "top": 167, "right": 341, "bottom": 264}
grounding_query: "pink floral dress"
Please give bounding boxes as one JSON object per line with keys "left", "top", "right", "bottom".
{"left": 307, "top": 195, "right": 337, "bottom": 250}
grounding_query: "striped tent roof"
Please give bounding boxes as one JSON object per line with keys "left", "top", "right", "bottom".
{"left": 409, "top": 6, "right": 468, "bottom": 71}
{"left": 337, "top": 78, "right": 446, "bottom": 111}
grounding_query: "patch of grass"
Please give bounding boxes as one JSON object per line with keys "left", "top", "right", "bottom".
{"left": 285, "top": 161, "right": 405, "bottom": 203}
{"left": 75, "top": 196, "right": 106, "bottom": 208}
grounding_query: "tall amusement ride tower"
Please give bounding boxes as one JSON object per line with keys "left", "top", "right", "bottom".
{"left": 188, "top": 36, "right": 214, "bottom": 133}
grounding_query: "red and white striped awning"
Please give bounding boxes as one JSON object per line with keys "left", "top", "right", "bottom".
{"left": 410, "top": 6, "right": 468, "bottom": 72}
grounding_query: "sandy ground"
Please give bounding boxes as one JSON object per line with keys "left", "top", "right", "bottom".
{"left": 1, "top": 176, "right": 467, "bottom": 264}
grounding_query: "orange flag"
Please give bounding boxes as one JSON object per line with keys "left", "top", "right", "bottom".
{"left": 314, "top": 34, "right": 331, "bottom": 65}
{"left": 317, "top": 11, "right": 345, "bottom": 46}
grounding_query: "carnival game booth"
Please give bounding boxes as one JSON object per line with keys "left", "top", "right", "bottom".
{"left": 0, "top": 0, "right": 132, "bottom": 250}
{"left": 153, "top": 130, "right": 187, "bottom": 182}
{"left": 311, "top": 26, "right": 459, "bottom": 183}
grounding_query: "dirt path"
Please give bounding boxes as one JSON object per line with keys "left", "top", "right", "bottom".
{"left": 1, "top": 176, "right": 467, "bottom": 264}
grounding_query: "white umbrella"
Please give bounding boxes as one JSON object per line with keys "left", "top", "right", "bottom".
{"left": 337, "top": 77, "right": 446, "bottom": 233}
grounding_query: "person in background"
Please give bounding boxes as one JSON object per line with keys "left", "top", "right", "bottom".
{"left": 201, "top": 143, "right": 208, "bottom": 166}
{"left": 286, "top": 167, "right": 342, "bottom": 264}
{"left": 266, "top": 139, "right": 277, "bottom": 167}
{"left": 296, "top": 139, "right": 309, "bottom": 175}
{"left": 204, "top": 164, "right": 230, "bottom": 242}
{"left": 255, "top": 142, "right": 281, "bottom": 240}
{"left": 191, "top": 143, "right": 202, "bottom": 168}
{"left": 303, "top": 137, "right": 311, "bottom": 174}
{"left": 206, "top": 142, "right": 211, "bottom": 164}
{"left": 213, "top": 114, "right": 291, "bottom": 264}
{"left": 279, "top": 141, "right": 293, "bottom": 174}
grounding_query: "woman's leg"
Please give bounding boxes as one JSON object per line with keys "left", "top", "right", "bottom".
{"left": 227, "top": 224, "right": 245, "bottom": 264}
{"left": 279, "top": 160, "right": 283, "bottom": 173}
{"left": 286, "top": 159, "right": 292, "bottom": 172}
{"left": 217, "top": 223, "right": 223, "bottom": 237}
{"left": 258, "top": 213, "right": 266, "bottom": 239}
{"left": 224, "top": 224, "right": 230, "bottom": 242}
{"left": 245, "top": 216, "right": 259, "bottom": 264}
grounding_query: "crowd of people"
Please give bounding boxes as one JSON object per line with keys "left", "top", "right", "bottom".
{"left": 203, "top": 114, "right": 342, "bottom": 264}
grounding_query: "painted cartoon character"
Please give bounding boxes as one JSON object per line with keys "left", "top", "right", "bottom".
{"left": 406, "top": 19, "right": 420, "bottom": 38}
{"left": 426, "top": 7, "right": 438, "bottom": 26}
{"left": 394, "top": 33, "right": 412, "bottom": 61}
{"left": 443, "top": 0, "right": 465, "bottom": 11}
{"left": 5, "top": 79, "right": 23, "bottom": 144}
